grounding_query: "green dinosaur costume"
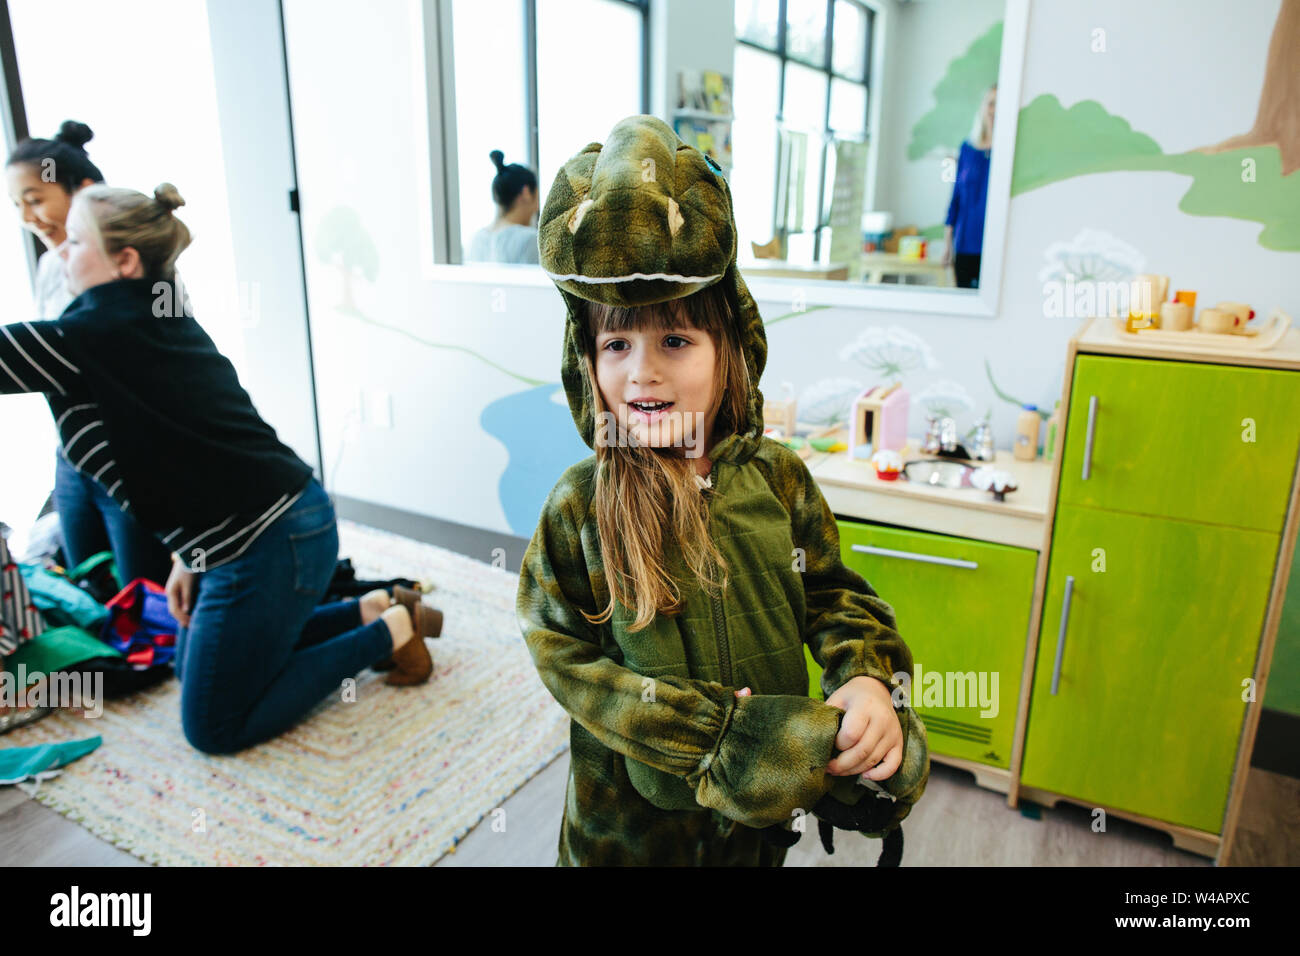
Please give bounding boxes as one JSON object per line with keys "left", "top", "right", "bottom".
{"left": 516, "top": 115, "right": 929, "bottom": 866}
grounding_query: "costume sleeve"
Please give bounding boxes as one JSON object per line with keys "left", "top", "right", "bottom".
{"left": 0, "top": 321, "right": 78, "bottom": 396}
{"left": 517, "top": 474, "right": 846, "bottom": 828}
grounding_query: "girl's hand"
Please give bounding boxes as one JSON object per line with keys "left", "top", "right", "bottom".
{"left": 734, "top": 687, "right": 751, "bottom": 697}
{"left": 166, "top": 557, "right": 196, "bottom": 628}
{"left": 824, "top": 675, "right": 903, "bottom": 781}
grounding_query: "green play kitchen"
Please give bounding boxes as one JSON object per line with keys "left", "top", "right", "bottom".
{"left": 795, "top": 314, "right": 1300, "bottom": 865}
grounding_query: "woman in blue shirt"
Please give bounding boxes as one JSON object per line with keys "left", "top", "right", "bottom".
{"left": 943, "top": 85, "right": 995, "bottom": 289}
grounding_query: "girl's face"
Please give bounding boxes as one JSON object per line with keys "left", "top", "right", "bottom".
{"left": 5, "top": 163, "right": 81, "bottom": 250}
{"left": 982, "top": 89, "right": 997, "bottom": 131}
{"left": 594, "top": 310, "right": 720, "bottom": 459}
{"left": 59, "top": 200, "right": 134, "bottom": 296}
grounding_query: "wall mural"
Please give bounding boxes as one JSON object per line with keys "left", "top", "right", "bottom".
{"left": 907, "top": 20, "right": 1003, "bottom": 161}
{"left": 1011, "top": 0, "right": 1299, "bottom": 252}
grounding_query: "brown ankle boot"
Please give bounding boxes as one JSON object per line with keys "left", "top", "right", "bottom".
{"left": 384, "top": 607, "right": 434, "bottom": 686}
{"left": 371, "top": 586, "right": 444, "bottom": 672}
{"left": 393, "top": 585, "right": 444, "bottom": 639}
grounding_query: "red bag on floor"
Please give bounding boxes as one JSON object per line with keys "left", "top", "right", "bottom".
{"left": 100, "top": 578, "right": 178, "bottom": 669}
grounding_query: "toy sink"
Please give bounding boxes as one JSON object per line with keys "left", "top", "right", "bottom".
{"left": 903, "top": 459, "right": 974, "bottom": 489}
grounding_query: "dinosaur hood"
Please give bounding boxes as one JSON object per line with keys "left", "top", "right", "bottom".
{"left": 539, "top": 114, "right": 767, "bottom": 457}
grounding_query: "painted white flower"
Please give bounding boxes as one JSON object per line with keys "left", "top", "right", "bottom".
{"left": 915, "top": 379, "right": 974, "bottom": 418}
{"left": 839, "top": 326, "right": 939, "bottom": 381}
{"left": 1038, "top": 228, "right": 1146, "bottom": 285}
{"left": 798, "top": 377, "right": 864, "bottom": 426}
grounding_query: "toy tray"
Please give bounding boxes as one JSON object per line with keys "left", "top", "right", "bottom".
{"left": 1112, "top": 310, "right": 1291, "bottom": 350}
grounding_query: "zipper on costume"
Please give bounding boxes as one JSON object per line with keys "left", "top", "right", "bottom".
{"left": 711, "top": 591, "right": 732, "bottom": 687}
{"left": 705, "top": 456, "right": 733, "bottom": 687}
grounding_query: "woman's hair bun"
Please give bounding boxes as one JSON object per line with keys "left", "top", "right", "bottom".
{"left": 54, "top": 120, "right": 94, "bottom": 150}
{"left": 489, "top": 149, "right": 505, "bottom": 171}
{"left": 154, "top": 183, "right": 186, "bottom": 212}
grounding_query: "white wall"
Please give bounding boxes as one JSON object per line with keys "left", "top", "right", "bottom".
{"left": 273, "top": 0, "right": 1294, "bottom": 554}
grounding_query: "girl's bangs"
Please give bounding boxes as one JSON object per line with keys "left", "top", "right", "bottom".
{"left": 586, "top": 284, "right": 730, "bottom": 340}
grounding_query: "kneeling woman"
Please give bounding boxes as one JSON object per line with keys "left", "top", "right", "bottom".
{"left": 0, "top": 183, "right": 441, "bottom": 754}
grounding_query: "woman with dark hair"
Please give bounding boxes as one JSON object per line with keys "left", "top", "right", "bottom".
{"left": 0, "top": 183, "right": 443, "bottom": 754}
{"left": 466, "top": 150, "right": 539, "bottom": 264}
{"left": 5, "top": 120, "right": 172, "bottom": 588}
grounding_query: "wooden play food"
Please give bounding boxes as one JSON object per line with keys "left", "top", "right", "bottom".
{"left": 1161, "top": 301, "right": 1193, "bottom": 331}
{"left": 1127, "top": 274, "right": 1170, "bottom": 330}
{"left": 1199, "top": 308, "right": 1235, "bottom": 334}
{"left": 1216, "top": 301, "right": 1255, "bottom": 331}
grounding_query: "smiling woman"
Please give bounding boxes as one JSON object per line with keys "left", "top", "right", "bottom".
{"left": 5, "top": 120, "right": 105, "bottom": 317}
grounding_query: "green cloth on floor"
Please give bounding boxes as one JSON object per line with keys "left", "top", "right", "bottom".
{"left": 0, "top": 736, "right": 102, "bottom": 785}
{"left": 4, "top": 626, "right": 119, "bottom": 680}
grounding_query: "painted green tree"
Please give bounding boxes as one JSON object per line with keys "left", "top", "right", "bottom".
{"left": 1010, "top": 1, "right": 1300, "bottom": 252}
{"left": 316, "top": 206, "right": 379, "bottom": 311}
{"left": 907, "top": 21, "right": 1003, "bottom": 160}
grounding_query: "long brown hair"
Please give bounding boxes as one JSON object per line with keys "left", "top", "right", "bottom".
{"left": 579, "top": 282, "right": 752, "bottom": 632}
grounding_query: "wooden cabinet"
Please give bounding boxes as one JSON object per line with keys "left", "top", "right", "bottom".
{"left": 1057, "top": 355, "right": 1300, "bottom": 532}
{"left": 807, "top": 520, "right": 1037, "bottom": 770}
{"left": 1020, "top": 505, "right": 1276, "bottom": 832}
{"left": 1021, "top": 335, "right": 1300, "bottom": 845}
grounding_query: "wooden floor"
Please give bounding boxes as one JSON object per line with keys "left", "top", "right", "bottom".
{"left": 3, "top": 751, "right": 1295, "bottom": 866}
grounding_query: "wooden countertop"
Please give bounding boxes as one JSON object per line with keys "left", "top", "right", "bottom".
{"left": 804, "top": 435, "right": 1056, "bottom": 551}
{"left": 1076, "top": 316, "right": 1300, "bottom": 370}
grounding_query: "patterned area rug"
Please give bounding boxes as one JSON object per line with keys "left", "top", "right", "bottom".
{"left": 5, "top": 521, "right": 569, "bottom": 866}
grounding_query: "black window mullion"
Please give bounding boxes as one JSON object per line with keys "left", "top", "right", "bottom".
{"left": 812, "top": 0, "right": 834, "bottom": 261}
{"left": 637, "top": 0, "right": 650, "bottom": 114}
{"left": 770, "top": 0, "right": 787, "bottom": 246}
{"left": 524, "top": 0, "right": 539, "bottom": 174}
{"left": 0, "top": 0, "right": 40, "bottom": 283}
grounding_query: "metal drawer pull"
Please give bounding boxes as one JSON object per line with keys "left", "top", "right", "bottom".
{"left": 1051, "top": 575, "right": 1074, "bottom": 696}
{"left": 851, "top": 543, "right": 978, "bottom": 570}
{"left": 1081, "top": 395, "right": 1099, "bottom": 480}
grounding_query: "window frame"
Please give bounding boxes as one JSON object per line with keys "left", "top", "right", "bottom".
{"left": 431, "top": 0, "right": 649, "bottom": 267}
{"left": 736, "top": 0, "right": 874, "bottom": 261}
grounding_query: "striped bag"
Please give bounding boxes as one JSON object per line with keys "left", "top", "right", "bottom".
{"left": 1, "top": 528, "right": 46, "bottom": 658}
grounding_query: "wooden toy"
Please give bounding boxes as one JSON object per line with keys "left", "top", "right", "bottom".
{"left": 1116, "top": 308, "right": 1292, "bottom": 351}
{"left": 763, "top": 382, "right": 797, "bottom": 437}
{"left": 849, "top": 383, "right": 909, "bottom": 460}
{"left": 871, "top": 449, "right": 903, "bottom": 480}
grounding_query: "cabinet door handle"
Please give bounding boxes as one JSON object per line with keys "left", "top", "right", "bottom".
{"left": 1051, "top": 575, "right": 1075, "bottom": 696}
{"left": 851, "top": 543, "right": 978, "bottom": 570}
{"left": 1081, "top": 395, "right": 1099, "bottom": 481}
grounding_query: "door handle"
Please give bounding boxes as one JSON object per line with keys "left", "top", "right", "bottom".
{"left": 851, "top": 543, "right": 978, "bottom": 570}
{"left": 1081, "top": 396, "right": 1099, "bottom": 481}
{"left": 1051, "top": 575, "right": 1074, "bottom": 696}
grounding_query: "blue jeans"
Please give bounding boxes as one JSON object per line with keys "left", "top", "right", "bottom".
{"left": 173, "top": 479, "right": 393, "bottom": 754}
{"left": 53, "top": 450, "right": 172, "bottom": 586}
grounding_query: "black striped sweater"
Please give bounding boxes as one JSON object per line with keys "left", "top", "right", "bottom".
{"left": 1, "top": 279, "right": 313, "bottom": 573}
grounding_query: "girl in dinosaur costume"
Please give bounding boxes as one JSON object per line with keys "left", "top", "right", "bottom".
{"left": 516, "top": 115, "right": 929, "bottom": 866}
